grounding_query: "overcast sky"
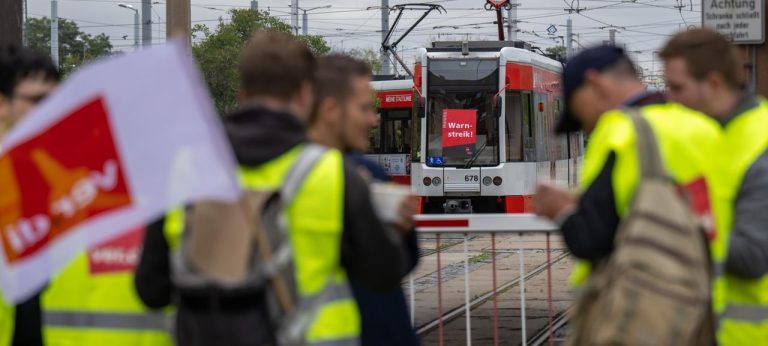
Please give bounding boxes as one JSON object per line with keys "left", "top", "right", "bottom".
{"left": 27, "top": 0, "right": 703, "bottom": 77}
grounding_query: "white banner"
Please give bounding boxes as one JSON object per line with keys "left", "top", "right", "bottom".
{"left": 0, "top": 40, "right": 241, "bottom": 303}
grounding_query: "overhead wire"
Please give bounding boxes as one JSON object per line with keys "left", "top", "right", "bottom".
{"left": 43, "top": 0, "right": 701, "bottom": 56}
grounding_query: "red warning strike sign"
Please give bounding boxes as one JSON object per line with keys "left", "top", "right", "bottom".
{"left": 0, "top": 96, "right": 133, "bottom": 264}
{"left": 442, "top": 109, "right": 477, "bottom": 148}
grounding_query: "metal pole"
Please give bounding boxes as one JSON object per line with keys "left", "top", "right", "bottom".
{"left": 495, "top": 8, "right": 505, "bottom": 41}
{"left": 302, "top": 10, "right": 308, "bottom": 36}
{"left": 380, "top": 0, "right": 391, "bottom": 75}
{"left": 519, "top": 233, "right": 527, "bottom": 346}
{"left": 22, "top": 0, "right": 28, "bottom": 46}
{"left": 166, "top": 0, "right": 191, "bottom": 43}
{"left": 409, "top": 275, "right": 415, "bottom": 326}
{"left": 463, "top": 233, "right": 472, "bottom": 346}
{"left": 134, "top": 10, "right": 140, "bottom": 50}
{"left": 51, "top": 0, "right": 58, "bottom": 66}
{"left": 291, "top": 0, "right": 299, "bottom": 35}
{"left": 566, "top": 17, "right": 572, "bottom": 59}
{"left": 576, "top": 33, "right": 580, "bottom": 54}
{"left": 491, "top": 233, "right": 499, "bottom": 346}
{"left": 609, "top": 29, "right": 616, "bottom": 46}
{"left": 0, "top": 0, "right": 23, "bottom": 46}
{"left": 507, "top": 0, "right": 517, "bottom": 41}
{"left": 436, "top": 234, "right": 444, "bottom": 346}
{"left": 142, "top": 0, "right": 151, "bottom": 47}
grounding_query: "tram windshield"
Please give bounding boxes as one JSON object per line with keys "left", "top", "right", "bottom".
{"left": 425, "top": 59, "right": 500, "bottom": 167}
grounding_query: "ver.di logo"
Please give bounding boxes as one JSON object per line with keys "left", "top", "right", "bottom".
{"left": 0, "top": 96, "right": 132, "bottom": 264}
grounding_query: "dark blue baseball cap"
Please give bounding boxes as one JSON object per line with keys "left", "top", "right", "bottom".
{"left": 556, "top": 45, "right": 629, "bottom": 133}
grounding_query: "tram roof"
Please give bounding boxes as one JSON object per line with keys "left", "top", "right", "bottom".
{"left": 370, "top": 79, "right": 413, "bottom": 92}
{"left": 420, "top": 42, "right": 562, "bottom": 74}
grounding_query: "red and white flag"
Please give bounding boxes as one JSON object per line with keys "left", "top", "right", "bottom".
{"left": 0, "top": 41, "right": 241, "bottom": 303}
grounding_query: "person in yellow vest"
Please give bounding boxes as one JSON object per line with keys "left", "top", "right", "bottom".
{"left": 307, "top": 54, "right": 421, "bottom": 346}
{"left": 40, "top": 226, "right": 174, "bottom": 346}
{"left": 533, "top": 45, "right": 720, "bottom": 315}
{"left": 135, "top": 31, "right": 413, "bottom": 346}
{"left": 0, "top": 44, "right": 60, "bottom": 346}
{"left": 533, "top": 46, "right": 674, "bottom": 279}
{"left": 660, "top": 28, "right": 768, "bottom": 345}
{"left": 0, "top": 44, "right": 173, "bottom": 346}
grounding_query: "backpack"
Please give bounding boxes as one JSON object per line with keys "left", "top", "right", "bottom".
{"left": 171, "top": 144, "right": 329, "bottom": 346}
{"left": 566, "top": 109, "right": 714, "bottom": 345}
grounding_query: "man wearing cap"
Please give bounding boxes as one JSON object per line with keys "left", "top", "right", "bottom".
{"left": 533, "top": 46, "right": 721, "bottom": 288}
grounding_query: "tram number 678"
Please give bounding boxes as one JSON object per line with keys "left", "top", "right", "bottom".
{"left": 465, "top": 175, "right": 479, "bottom": 182}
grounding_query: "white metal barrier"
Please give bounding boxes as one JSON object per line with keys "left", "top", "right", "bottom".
{"left": 410, "top": 213, "right": 563, "bottom": 346}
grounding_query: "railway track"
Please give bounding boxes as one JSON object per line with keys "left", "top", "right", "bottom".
{"left": 417, "top": 235, "right": 479, "bottom": 258}
{"left": 415, "top": 251, "right": 571, "bottom": 335}
{"left": 528, "top": 308, "right": 570, "bottom": 346}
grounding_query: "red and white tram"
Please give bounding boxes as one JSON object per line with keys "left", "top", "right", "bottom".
{"left": 368, "top": 78, "right": 415, "bottom": 185}
{"left": 411, "top": 41, "right": 583, "bottom": 213}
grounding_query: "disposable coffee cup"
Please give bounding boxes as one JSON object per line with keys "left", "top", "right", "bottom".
{"left": 370, "top": 182, "right": 412, "bottom": 223}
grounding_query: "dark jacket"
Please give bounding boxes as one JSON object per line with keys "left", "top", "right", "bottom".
{"left": 347, "top": 153, "right": 421, "bottom": 346}
{"left": 560, "top": 91, "right": 665, "bottom": 261}
{"left": 11, "top": 293, "right": 43, "bottom": 346}
{"left": 134, "top": 106, "right": 410, "bottom": 345}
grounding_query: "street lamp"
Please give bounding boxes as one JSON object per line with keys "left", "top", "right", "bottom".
{"left": 289, "top": 4, "right": 331, "bottom": 36}
{"left": 117, "top": 3, "right": 139, "bottom": 50}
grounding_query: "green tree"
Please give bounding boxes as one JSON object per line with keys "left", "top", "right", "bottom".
{"left": 25, "top": 17, "right": 112, "bottom": 75}
{"left": 346, "top": 48, "right": 382, "bottom": 74}
{"left": 545, "top": 45, "right": 566, "bottom": 60}
{"left": 192, "top": 9, "right": 330, "bottom": 114}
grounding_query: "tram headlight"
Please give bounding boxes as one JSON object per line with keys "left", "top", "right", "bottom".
{"left": 482, "top": 176, "right": 492, "bottom": 186}
{"left": 493, "top": 176, "right": 503, "bottom": 186}
{"left": 432, "top": 177, "right": 442, "bottom": 186}
{"left": 423, "top": 177, "right": 432, "bottom": 186}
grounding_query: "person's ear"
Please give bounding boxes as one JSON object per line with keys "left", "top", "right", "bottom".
{"left": 314, "top": 96, "right": 344, "bottom": 126}
{"left": 704, "top": 71, "right": 724, "bottom": 93}
{"left": 584, "top": 70, "right": 610, "bottom": 97}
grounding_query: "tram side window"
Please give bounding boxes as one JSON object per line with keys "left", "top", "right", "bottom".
{"left": 382, "top": 109, "right": 411, "bottom": 154}
{"left": 411, "top": 95, "right": 422, "bottom": 161}
{"left": 555, "top": 97, "right": 568, "bottom": 160}
{"left": 521, "top": 93, "right": 534, "bottom": 161}
{"left": 505, "top": 93, "right": 523, "bottom": 162}
{"left": 368, "top": 112, "right": 382, "bottom": 154}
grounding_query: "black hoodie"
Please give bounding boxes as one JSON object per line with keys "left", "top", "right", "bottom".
{"left": 135, "top": 105, "right": 410, "bottom": 310}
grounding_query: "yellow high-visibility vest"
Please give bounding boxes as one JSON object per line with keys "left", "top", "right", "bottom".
{"left": 716, "top": 99, "right": 768, "bottom": 346}
{"left": 41, "top": 228, "right": 174, "bottom": 346}
{"left": 0, "top": 294, "right": 12, "bottom": 346}
{"left": 165, "top": 144, "right": 360, "bottom": 345}
{"left": 569, "top": 104, "right": 723, "bottom": 306}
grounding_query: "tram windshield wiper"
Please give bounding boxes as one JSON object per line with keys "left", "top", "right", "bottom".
{"left": 463, "top": 141, "right": 488, "bottom": 169}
